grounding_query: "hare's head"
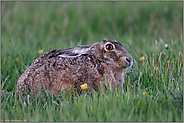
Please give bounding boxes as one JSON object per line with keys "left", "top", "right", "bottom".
{"left": 90, "top": 40, "right": 133, "bottom": 68}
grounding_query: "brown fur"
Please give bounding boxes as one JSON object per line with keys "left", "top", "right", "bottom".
{"left": 16, "top": 40, "right": 133, "bottom": 99}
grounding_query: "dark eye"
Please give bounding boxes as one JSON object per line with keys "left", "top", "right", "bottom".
{"left": 106, "top": 44, "right": 113, "bottom": 50}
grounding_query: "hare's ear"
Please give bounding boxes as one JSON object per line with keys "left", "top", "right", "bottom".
{"left": 71, "top": 48, "right": 93, "bottom": 56}
{"left": 58, "top": 46, "right": 93, "bottom": 57}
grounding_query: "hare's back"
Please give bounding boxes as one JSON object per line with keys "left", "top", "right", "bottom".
{"left": 17, "top": 50, "right": 104, "bottom": 95}
{"left": 48, "top": 54, "right": 104, "bottom": 86}
{"left": 39, "top": 53, "right": 104, "bottom": 93}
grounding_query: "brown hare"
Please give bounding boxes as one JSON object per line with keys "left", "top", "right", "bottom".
{"left": 16, "top": 40, "right": 133, "bottom": 99}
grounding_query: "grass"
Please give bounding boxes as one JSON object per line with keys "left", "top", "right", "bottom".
{"left": 1, "top": 1, "right": 183, "bottom": 122}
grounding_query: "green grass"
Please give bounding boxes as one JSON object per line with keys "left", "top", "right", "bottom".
{"left": 1, "top": 1, "right": 183, "bottom": 122}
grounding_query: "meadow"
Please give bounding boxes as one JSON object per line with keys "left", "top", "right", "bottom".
{"left": 1, "top": 1, "right": 183, "bottom": 122}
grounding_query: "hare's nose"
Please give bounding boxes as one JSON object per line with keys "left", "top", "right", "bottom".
{"left": 126, "top": 57, "right": 133, "bottom": 67}
{"left": 126, "top": 58, "right": 130, "bottom": 64}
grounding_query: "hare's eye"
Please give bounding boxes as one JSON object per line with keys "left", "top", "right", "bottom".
{"left": 106, "top": 44, "right": 113, "bottom": 50}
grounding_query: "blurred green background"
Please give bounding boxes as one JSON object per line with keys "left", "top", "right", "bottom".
{"left": 2, "top": 1, "right": 182, "bottom": 44}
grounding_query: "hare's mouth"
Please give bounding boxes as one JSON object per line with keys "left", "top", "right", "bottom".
{"left": 118, "top": 57, "right": 133, "bottom": 68}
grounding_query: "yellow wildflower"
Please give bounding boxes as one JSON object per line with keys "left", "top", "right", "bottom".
{"left": 139, "top": 56, "right": 144, "bottom": 62}
{"left": 39, "top": 49, "right": 44, "bottom": 54}
{"left": 16, "top": 57, "right": 19, "bottom": 62}
{"left": 80, "top": 83, "right": 88, "bottom": 91}
{"left": 143, "top": 91, "right": 147, "bottom": 96}
{"left": 150, "top": 74, "right": 153, "bottom": 77}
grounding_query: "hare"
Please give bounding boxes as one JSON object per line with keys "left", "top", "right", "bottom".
{"left": 16, "top": 40, "right": 133, "bottom": 99}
